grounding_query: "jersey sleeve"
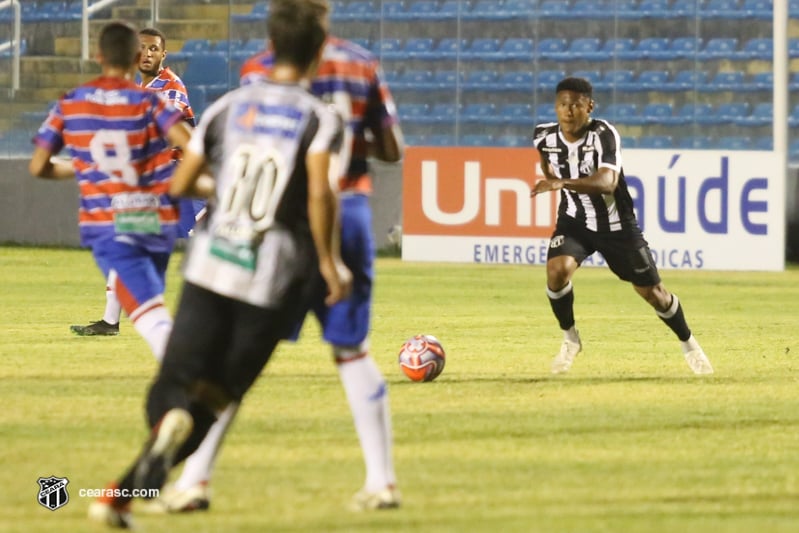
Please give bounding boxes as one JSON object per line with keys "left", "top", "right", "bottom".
{"left": 33, "top": 100, "right": 65, "bottom": 153}
{"left": 532, "top": 124, "right": 548, "bottom": 151}
{"left": 363, "top": 63, "right": 399, "bottom": 132}
{"left": 150, "top": 94, "right": 185, "bottom": 137}
{"left": 308, "top": 105, "right": 344, "bottom": 155}
{"left": 595, "top": 122, "right": 622, "bottom": 172}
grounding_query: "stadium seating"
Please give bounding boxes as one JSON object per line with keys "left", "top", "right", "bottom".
{"left": 734, "top": 102, "right": 772, "bottom": 127}
{"left": 638, "top": 135, "right": 674, "bottom": 148}
{"left": 498, "top": 103, "right": 535, "bottom": 126}
{"left": 717, "top": 136, "right": 753, "bottom": 150}
{"left": 460, "top": 134, "right": 495, "bottom": 146}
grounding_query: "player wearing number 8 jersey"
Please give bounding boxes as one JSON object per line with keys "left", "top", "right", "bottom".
{"left": 29, "top": 21, "right": 192, "bottom": 361}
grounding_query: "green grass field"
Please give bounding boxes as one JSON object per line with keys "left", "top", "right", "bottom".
{"left": 2, "top": 246, "right": 799, "bottom": 532}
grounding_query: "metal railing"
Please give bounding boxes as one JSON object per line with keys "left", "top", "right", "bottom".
{"left": 0, "top": 0, "right": 21, "bottom": 95}
{"left": 81, "top": 0, "right": 160, "bottom": 61}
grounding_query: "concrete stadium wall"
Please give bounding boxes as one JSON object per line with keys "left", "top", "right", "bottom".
{"left": 0, "top": 159, "right": 404, "bottom": 250}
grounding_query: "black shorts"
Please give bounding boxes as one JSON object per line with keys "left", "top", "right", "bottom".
{"left": 158, "top": 281, "right": 306, "bottom": 402}
{"left": 547, "top": 216, "right": 661, "bottom": 287}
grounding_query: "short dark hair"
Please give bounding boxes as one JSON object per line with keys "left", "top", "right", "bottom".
{"left": 139, "top": 27, "right": 166, "bottom": 51}
{"left": 267, "top": 0, "right": 328, "bottom": 70}
{"left": 99, "top": 21, "right": 139, "bottom": 68}
{"left": 556, "top": 77, "right": 593, "bottom": 98}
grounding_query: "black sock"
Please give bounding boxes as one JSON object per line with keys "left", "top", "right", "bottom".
{"left": 547, "top": 282, "right": 575, "bottom": 331}
{"left": 657, "top": 294, "right": 691, "bottom": 341}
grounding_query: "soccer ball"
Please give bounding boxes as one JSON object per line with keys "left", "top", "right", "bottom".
{"left": 398, "top": 334, "right": 446, "bottom": 382}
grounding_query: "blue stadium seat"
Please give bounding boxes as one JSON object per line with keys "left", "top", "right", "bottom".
{"left": 570, "top": 70, "right": 603, "bottom": 88}
{"left": 790, "top": 38, "right": 799, "bottom": 58}
{"left": 463, "top": 38, "right": 501, "bottom": 60}
{"left": 393, "top": 70, "right": 435, "bottom": 91}
{"left": 571, "top": 0, "right": 612, "bottom": 19}
{"left": 398, "top": 104, "right": 430, "bottom": 124}
{"left": 535, "top": 103, "right": 557, "bottom": 123}
{"left": 633, "top": 38, "right": 674, "bottom": 60}
{"left": 350, "top": 38, "right": 371, "bottom": 52}
{"left": 600, "top": 103, "right": 643, "bottom": 125}
{"left": 539, "top": 0, "right": 572, "bottom": 19}
{"left": 717, "top": 136, "right": 752, "bottom": 150}
{"left": 620, "top": 136, "right": 637, "bottom": 148}
{"left": 734, "top": 102, "right": 772, "bottom": 127}
{"left": 698, "top": 38, "right": 739, "bottom": 60}
{"left": 437, "top": 0, "right": 465, "bottom": 19}
{"left": 462, "top": 103, "right": 498, "bottom": 122}
{"left": 636, "top": 70, "right": 671, "bottom": 91}
{"left": 700, "top": 102, "right": 751, "bottom": 125}
{"left": 498, "top": 103, "right": 535, "bottom": 126}
{"left": 743, "top": 0, "right": 773, "bottom": 20}
{"left": 753, "top": 136, "right": 773, "bottom": 150}
{"left": 638, "top": 136, "right": 674, "bottom": 149}
{"left": 750, "top": 71, "right": 773, "bottom": 91}
{"left": 498, "top": 71, "right": 534, "bottom": 92}
{"left": 669, "top": 37, "right": 703, "bottom": 59}
{"left": 404, "top": 38, "right": 435, "bottom": 59}
{"left": 601, "top": 70, "right": 636, "bottom": 92}
{"left": 405, "top": 0, "right": 440, "bottom": 20}
{"left": 535, "top": 70, "right": 566, "bottom": 91}
{"left": 466, "top": 0, "right": 514, "bottom": 20}
{"left": 403, "top": 134, "right": 426, "bottom": 146}
{"left": 334, "top": 1, "right": 378, "bottom": 22}
{"left": 429, "top": 103, "right": 458, "bottom": 124}
{"left": 637, "top": 0, "right": 673, "bottom": 18}
{"left": 676, "top": 103, "right": 715, "bottom": 124}
{"left": 700, "top": 0, "right": 747, "bottom": 19}
{"left": 459, "top": 134, "right": 495, "bottom": 147}
{"left": 504, "top": 0, "right": 537, "bottom": 16}
{"left": 375, "top": 39, "right": 403, "bottom": 60}
{"left": 602, "top": 38, "right": 637, "bottom": 60}
{"left": 704, "top": 71, "right": 746, "bottom": 92}
{"left": 671, "top": 70, "right": 710, "bottom": 91}
{"left": 426, "top": 135, "right": 457, "bottom": 147}
{"left": 380, "top": 0, "right": 406, "bottom": 20}
{"left": 556, "top": 38, "right": 609, "bottom": 62}
{"left": 499, "top": 38, "right": 534, "bottom": 61}
{"left": 738, "top": 38, "right": 772, "bottom": 60}
{"left": 187, "top": 86, "right": 207, "bottom": 118}
{"left": 670, "top": 0, "right": 699, "bottom": 16}
{"left": 497, "top": 135, "right": 530, "bottom": 147}
{"left": 791, "top": 138, "right": 799, "bottom": 160}
{"left": 232, "top": 39, "right": 264, "bottom": 59}
{"left": 677, "top": 136, "right": 714, "bottom": 149}
{"left": 232, "top": 1, "right": 268, "bottom": 22}
{"left": 789, "top": 105, "right": 799, "bottom": 127}
{"left": 427, "top": 38, "right": 467, "bottom": 60}
{"left": 431, "top": 70, "right": 459, "bottom": 89}
{"left": 181, "top": 55, "right": 228, "bottom": 89}
{"left": 170, "top": 39, "right": 212, "bottom": 61}
{"left": 212, "top": 39, "right": 245, "bottom": 55}
{"left": 462, "top": 70, "right": 500, "bottom": 91}
{"left": 537, "top": 38, "right": 568, "bottom": 60}
{"left": 642, "top": 103, "right": 683, "bottom": 125}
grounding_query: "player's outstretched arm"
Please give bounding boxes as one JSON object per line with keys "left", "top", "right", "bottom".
{"left": 28, "top": 148, "right": 74, "bottom": 180}
{"left": 307, "top": 150, "right": 352, "bottom": 305}
{"left": 169, "top": 149, "right": 213, "bottom": 198}
{"left": 370, "top": 122, "right": 404, "bottom": 163}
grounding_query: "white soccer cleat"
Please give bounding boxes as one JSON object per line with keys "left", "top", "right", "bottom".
{"left": 349, "top": 486, "right": 401, "bottom": 511}
{"left": 140, "top": 482, "right": 211, "bottom": 514}
{"left": 87, "top": 500, "right": 134, "bottom": 529}
{"left": 551, "top": 339, "right": 582, "bottom": 374}
{"left": 684, "top": 349, "right": 714, "bottom": 375}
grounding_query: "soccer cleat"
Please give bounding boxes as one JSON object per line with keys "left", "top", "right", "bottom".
{"left": 70, "top": 320, "right": 119, "bottom": 336}
{"left": 349, "top": 486, "right": 401, "bottom": 511}
{"left": 133, "top": 409, "right": 193, "bottom": 493}
{"left": 551, "top": 339, "right": 582, "bottom": 374}
{"left": 87, "top": 499, "right": 134, "bottom": 529}
{"left": 139, "top": 482, "right": 211, "bottom": 514}
{"left": 684, "top": 349, "right": 714, "bottom": 375}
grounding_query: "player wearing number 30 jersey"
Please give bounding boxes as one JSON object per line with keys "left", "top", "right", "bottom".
{"left": 29, "top": 21, "right": 192, "bottom": 361}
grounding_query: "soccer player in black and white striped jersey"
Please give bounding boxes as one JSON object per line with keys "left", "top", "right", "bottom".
{"left": 531, "top": 77, "right": 712, "bottom": 376}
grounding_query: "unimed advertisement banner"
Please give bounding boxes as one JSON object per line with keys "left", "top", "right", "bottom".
{"left": 401, "top": 147, "right": 785, "bottom": 271}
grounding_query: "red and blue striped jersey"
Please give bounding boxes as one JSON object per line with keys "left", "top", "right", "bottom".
{"left": 33, "top": 76, "right": 185, "bottom": 251}
{"left": 240, "top": 36, "right": 399, "bottom": 194}
{"left": 139, "top": 66, "right": 195, "bottom": 127}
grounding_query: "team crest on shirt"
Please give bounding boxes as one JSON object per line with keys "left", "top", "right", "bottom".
{"left": 37, "top": 476, "right": 70, "bottom": 511}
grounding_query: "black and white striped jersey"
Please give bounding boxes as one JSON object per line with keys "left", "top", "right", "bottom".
{"left": 533, "top": 118, "right": 638, "bottom": 233}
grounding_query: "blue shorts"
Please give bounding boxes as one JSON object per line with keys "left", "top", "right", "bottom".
{"left": 176, "top": 199, "right": 207, "bottom": 238}
{"left": 290, "top": 194, "right": 374, "bottom": 347}
{"left": 92, "top": 238, "right": 171, "bottom": 316}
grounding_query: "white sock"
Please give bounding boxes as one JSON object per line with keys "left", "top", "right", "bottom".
{"left": 680, "top": 334, "right": 701, "bottom": 354}
{"left": 130, "top": 300, "right": 172, "bottom": 362}
{"left": 563, "top": 326, "right": 580, "bottom": 344}
{"left": 175, "top": 402, "right": 239, "bottom": 492}
{"left": 103, "top": 272, "right": 122, "bottom": 325}
{"left": 336, "top": 348, "right": 396, "bottom": 492}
